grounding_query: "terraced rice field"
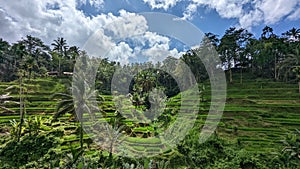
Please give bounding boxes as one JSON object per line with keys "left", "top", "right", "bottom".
{"left": 0, "top": 77, "right": 299, "bottom": 155}
{"left": 215, "top": 80, "right": 300, "bottom": 152}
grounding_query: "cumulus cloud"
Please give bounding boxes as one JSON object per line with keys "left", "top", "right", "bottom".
{"left": 3, "top": 0, "right": 298, "bottom": 64}
{"left": 143, "top": 0, "right": 182, "bottom": 10}
{"left": 141, "top": 32, "right": 184, "bottom": 63}
{"left": 259, "top": 0, "right": 298, "bottom": 24}
{"left": 143, "top": 0, "right": 300, "bottom": 30}
{"left": 0, "top": 0, "right": 89, "bottom": 45}
{"left": 0, "top": 0, "right": 184, "bottom": 64}
{"left": 82, "top": 10, "right": 184, "bottom": 64}
{"left": 287, "top": 8, "right": 300, "bottom": 20}
{"left": 239, "top": 8, "right": 264, "bottom": 29}
{"left": 103, "top": 10, "right": 148, "bottom": 40}
{"left": 78, "top": 0, "right": 104, "bottom": 8}
{"left": 106, "top": 42, "right": 134, "bottom": 65}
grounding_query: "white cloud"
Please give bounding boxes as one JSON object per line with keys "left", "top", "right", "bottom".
{"left": 77, "top": 0, "right": 104, "bottom": 10}
{"left": 0, "top": 0, "right": 88, "bottom": 45}
{"left": 182, "top": 3, "right": 198, "bottom": 20}
{"left": 259, "top": 0, "right": 298, "bottom": 24}
{"left": 142, "top": 37, "right": 182, "bottom": 63}
{"left": 191, "top": 0, "right": 300, "bottom": 29}
{"left": 104, "top": 10, "right": 148, "bottom": 40}
{"left": 239, "top": 9, "right": 263, "bottom": 29}
{"left": 144, "top": 32, "right": 169, "bottom": 46}
{"left": 106, "top": 42, "right": 134, "bottom": 65}
{"left": 195, "top": 0, "right": 249, "bottom": 18}
{"left": 101, "top": 32, "right": 183, "bottom": 64}
{"left": 0, "top": 0, "right": 183, "bottom": 65}
{"left": 143, "top": 0, "right": 182, "bottom": 10}
{"left": 288, "top": 8, "right": 300, "bottom": 20}
{"left": 143, "top": 0, "right": 300, "bottom": 30}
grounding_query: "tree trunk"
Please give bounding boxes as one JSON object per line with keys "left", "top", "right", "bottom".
{"left": 18, "top": 76, "right": 24, "bottom": 142}
{"left": 109, "top": 142, "right": 113, "bottom": 161}
{"left": 229, "top": 68, "right": 233, "bottom": 83}
{"left": 80, "top": 118, "right": 83, "bottom": 150}
{"left": 274, "top": 55, "right": 277, "bottom": 80}
{"left": 58, "top": 58, "right": 61, "bottom": 76}
{"left": 240, "top": 68, "right": 243, "bottom": 84}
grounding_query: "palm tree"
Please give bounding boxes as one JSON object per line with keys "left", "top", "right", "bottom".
{"left": 135, "top": 70, "right": 156, "bottom": 93}
{"left": 261, "top": 26, "right": 275, "bottom": 39}
{"left": 18, "top": 71, "right": 26, "bottom": 142}
{"left": 51, "top": 37, "right": 68, "bottom": 75}
{"left": 293, "top": 65, "right": 300, "bottom": 94}
{"left": 51, "top": 87, "right": 88, "bottom": 149}
{"left": 52, "top": 75, "right": 102, "bottom": 149}
{"left": 63, "top": 46, "right": 80, "bottom": 72}
{"left": 72, "top": 55, "right": 103, "bottom": 149}
{"left": 51, "top": 37, "right": 68, "bottom": 56}
{"left": 282, "top": 27, "right": 300, "bottom": 42}
{"left": 278, "top": 46, "right": 300, "bottom": 93}
{"left": 51, "top": 90, "right": 75, "bottom": 121}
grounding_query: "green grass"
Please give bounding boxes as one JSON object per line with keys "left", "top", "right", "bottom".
{"left": 0, "top": 75, "right": 299, "bottom": 155}
{"left": 124, "top": 137, "right": 161, "bottom": 144}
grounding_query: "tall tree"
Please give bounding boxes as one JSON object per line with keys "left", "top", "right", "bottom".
{"left": 0, "top": 39, "right": 11, "bottom": 81}
{"left": 218, "top": 27, "right": 252, "bottom": 83}
{"left": 259, "top": 27, "right": 287, "bottom": 80}
{"left": 282, "top": 27, "right": 300, "bottom": 42}
{"left": 278, "top": 46, "right": 300, "bottom": 92}
{"left": 205, "top": 32, "right": 219, "bottom": 47}
{"left": 51, "top": 37, "right": 68, "bottom": 56}
{"left": 51, "top": 37, "right": 68, "bottom": 75}
{"left": 20, "top": 35, "right": 51, "bottom": 78}
{"left": 261, "top": 26, "right": 275, "bottom": 39}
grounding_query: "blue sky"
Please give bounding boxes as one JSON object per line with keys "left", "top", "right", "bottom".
{"left": 0, "top": 0, "right": 299, "bottom": 64}
{"left": 76, "top": 0, "right": 300, "bottom": 37}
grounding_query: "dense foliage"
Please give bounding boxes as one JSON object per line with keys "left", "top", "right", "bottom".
{"left": 0, "top": 26, "right": 299, "bottom": 168}
{"left": 0, "top": 26, "right": 299, "bottom": 86}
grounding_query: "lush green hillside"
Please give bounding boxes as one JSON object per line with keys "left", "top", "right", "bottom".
{"left": 0, "top": 76, "right": 299, "bottom": 168}
{"left": 0, "top": 78, "right": 65, "bottom": 124}
{"left": 217, "top": 78, "right": 299, "bottom": 152}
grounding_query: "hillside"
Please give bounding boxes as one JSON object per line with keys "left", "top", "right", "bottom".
{"left": 0, "top": 75, "right": 299, "bottom": 151}
{"left": 0, "top": 75, "right": 299, "bottom": 167}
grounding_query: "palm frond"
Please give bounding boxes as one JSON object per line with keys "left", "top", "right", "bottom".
{"left": 50, "top": 92, "right": 72, "bottom": 100}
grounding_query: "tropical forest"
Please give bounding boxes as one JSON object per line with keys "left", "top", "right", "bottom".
{"left": 0, "top": 26, "right": 300, "bottom": 169}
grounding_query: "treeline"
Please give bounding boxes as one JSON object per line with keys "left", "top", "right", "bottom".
{"left": 0, "top": 36, "right": 79, "bottom": 81}
{"left": 0, "top": 26, "right": 299, "bottom": 87}
{"left": 216, "top": 26, "right": 300, "bottom": 83}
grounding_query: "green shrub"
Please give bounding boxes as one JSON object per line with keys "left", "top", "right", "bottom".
{"left": 0, "top": 135, "right": 58, "bottom": 168}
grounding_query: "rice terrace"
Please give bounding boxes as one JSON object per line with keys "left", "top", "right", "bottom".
{"left": 0, "top": 0, "right": 300, "bottom": 168}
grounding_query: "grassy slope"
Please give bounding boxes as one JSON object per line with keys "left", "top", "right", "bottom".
{"left": 0, "top": 75, "right": 299, "bottom": 154}
{"left": 208, "top": 74, "right": 299, "bottom": 153}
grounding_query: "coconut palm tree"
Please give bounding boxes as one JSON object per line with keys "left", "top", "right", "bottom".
{"left": 282, "top": 27, "right": 300, "bottom": 42}
{"left": 51, "top": 37, "right": 68, "bottom": 56}
{"left": 51, "top": 37, "right": 68, "bottom": 75}
{"left": 51, "top": 90, "right": 75, "bottom": 121}
{"left": 261, "top": 26, "right": 275, "bottom": 39}
{"left": 52, "top": 54, "right": 103, "bottom": 149}
{"left": 278, "top": 46, "right": 300, "bottom": 92}
{"left": 52, "top": 84, "right": 101, "bottom": 149}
